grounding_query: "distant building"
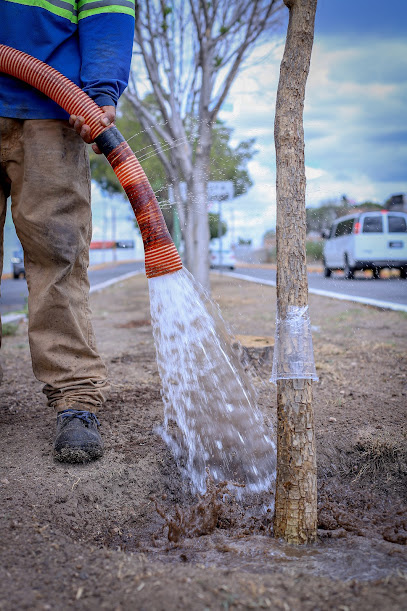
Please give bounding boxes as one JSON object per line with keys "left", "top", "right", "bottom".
{"left": 263, "top": 231, "right": 276, "bottom": 249}
{"left": 386, "top": 193, "right": 407, "bottom": 212}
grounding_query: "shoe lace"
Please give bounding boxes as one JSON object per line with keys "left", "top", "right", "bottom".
{"left": 58, "top": 409, "right": 100, "bottom": 427}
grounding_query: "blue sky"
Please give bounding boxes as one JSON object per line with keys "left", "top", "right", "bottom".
{"left": 215, "top": 0, "right": 407, "bottom": 246}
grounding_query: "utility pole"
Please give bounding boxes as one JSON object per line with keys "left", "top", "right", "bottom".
{"left": 273, "top": 0, "right": 318, "bottom": 544}
{"left": 218, "top": 199, "right": 223, "bottom": 267}
{"left": 102, "top": 206, "right": 108, "bottom": 263}
{"left": 111, "top": 207, "right": 117, "bottom": 262}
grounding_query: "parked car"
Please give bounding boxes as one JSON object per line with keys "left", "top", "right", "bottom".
{"left": 11, "top": 250, "right": 25, "bottom": 279}
{"left": 209, "top": 249, "right": 236, "bottom": 270}
{"left": 322, "top": 211, "right": 407, "bottom": 279}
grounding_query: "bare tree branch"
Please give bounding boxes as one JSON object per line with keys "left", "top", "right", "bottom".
{"left": 210, "top": 0, "right": 281, "bottom": 120}
{"left": 127, "top": 0, "right": 284, "bottom": 285}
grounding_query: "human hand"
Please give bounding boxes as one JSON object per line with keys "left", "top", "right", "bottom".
{"left": 69, "top": 105, "right": 116, "bottom": 154}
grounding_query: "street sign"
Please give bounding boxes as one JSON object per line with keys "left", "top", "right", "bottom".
{"left": 207, "top": 181, "right": 234, "bottom": 201}
{"left": 169, "top": 181, "right": 234, "bottom": 202}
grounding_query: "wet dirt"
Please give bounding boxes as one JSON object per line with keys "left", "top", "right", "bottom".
{"left": 0, "top": 272, "right": 406, "bottom": 609}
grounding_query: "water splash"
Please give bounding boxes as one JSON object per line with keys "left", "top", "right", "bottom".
{"left": 149, "top": 267, "right": 276, "bottom": 496}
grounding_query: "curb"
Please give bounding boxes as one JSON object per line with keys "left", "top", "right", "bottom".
{"left": 235, "top": 262, "right": 323, "bottom": 273}
{"left": 214, "top": 271, "right": 407, "bottom": 314}
{"left": 2, "top": 312, "right": 27, "bottom": 325}
{"left": 89, "top": 271, "right": 143, "bottom": 294}
{"left": 88, "top": 259, "right": 144, "bottom": 272}
{"left": 2, "top": 270, "right": 144, "bottom": 324}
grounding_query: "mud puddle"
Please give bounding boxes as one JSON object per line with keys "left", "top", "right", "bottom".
{"left": 95, "top": 477, "right": 407, "bottom": 583}
{"left": 143, "top": 532, "right": 407, "bottom": 582}
{"left": 99, "top": 510, "right": 407, "bottom": 584}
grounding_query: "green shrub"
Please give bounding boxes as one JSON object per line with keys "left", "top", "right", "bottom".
{"left": 265, "top": 247, "right": 276, "bottom": 263}
{"left": 2, "top": 322, "right": 19, "bottom": 337}
{"left": 265, "top": 241, "right": 323, "bottom": 263}
{"left": 306, "top": 240, "right": 324, "bottom": 262}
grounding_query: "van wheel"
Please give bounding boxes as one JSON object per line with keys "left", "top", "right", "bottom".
{"left": 344, "top": 256, "right": 354, "bottom": 280}
{"left": 400, "top": 267, "right": 407, "bottom": 279}
{"left": 323, "top": 259, "right": 332, "bottom": 278}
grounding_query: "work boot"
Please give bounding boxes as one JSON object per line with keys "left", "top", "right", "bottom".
{"left": 54, "top": 409, "right": 104, "bottom": 463}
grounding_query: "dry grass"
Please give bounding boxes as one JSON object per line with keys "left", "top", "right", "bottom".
{"left": 318, "top": 427, "right": 407, "bottom": 499}
{"left": 352, "top": 429, "right": 407, "bottom": 483}
{"left": 315, "top": 360, "right": 346, "bottom": 385}
{"left": 344, "top": 428, "right": 407, "bottom": 483}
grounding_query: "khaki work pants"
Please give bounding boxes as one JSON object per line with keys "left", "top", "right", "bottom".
{"left": 0, "top": 118, "right": 109, "bottom": 413}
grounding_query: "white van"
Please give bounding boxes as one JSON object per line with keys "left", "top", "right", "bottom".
{"left": 322, "top": 211, "right": 407, "bottom": 279}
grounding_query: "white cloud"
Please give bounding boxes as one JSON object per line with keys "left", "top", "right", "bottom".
{"left": 214, "top": 28, "right": 407, "bottom": 245}
{"left": 306, "top": 166, "right": 326, "bottom": 180}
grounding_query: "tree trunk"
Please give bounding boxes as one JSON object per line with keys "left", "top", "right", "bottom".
{"left": 191, "top": 171, "right": 210, "bottom": 287}
{"left": 190, "top": 113, "right": 212, "bottom": 287}
{"left": 273, "top": 0, "right": 318, "bottom": 544}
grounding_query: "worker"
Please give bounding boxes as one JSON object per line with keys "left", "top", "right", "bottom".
{"left": 0, "top": 0, "right": 135, "bottom": 462}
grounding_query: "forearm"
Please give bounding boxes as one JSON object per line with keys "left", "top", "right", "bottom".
{"left": 78, "top": 11, "right": 135, "bottom": 108}
{"left": 72, "top": 4, "right": 135, "bottom": 148}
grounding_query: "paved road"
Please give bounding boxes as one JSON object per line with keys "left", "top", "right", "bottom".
{"left": 223, "top": 267, "right": 407, "bottom": 311}
{"left": 0, "top": 261, "right": 144, "bottom": 315}
{"left": 2, "top": 261, "right": 406, "bottom": 315}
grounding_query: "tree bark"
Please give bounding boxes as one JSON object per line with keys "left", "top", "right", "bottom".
{"left": 273, "top": 0, "right": 318, "bottom": 544}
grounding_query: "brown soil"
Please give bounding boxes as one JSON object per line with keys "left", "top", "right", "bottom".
{"left": 1, "top": 273, "right": 407, "bottom": 610}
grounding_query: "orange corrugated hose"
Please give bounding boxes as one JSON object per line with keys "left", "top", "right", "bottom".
{"left": 0, "top": 44, "right": 182, "bottom": 278}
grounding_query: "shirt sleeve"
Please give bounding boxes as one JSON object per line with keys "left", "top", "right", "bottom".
{"left": 78, "top": 1, "right": 135, "bottom": 107}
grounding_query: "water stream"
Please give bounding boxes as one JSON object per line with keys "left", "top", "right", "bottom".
{"left": 149, "top": 267, "right": 276, "bottom": 496}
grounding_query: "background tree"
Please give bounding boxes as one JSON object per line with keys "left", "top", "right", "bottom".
{"left": 209, "top": 124, "right": 257, "bottom": 197}
{"left": 90, "top": 106, "right": 256, "bottom": 240}
{"left": 90, "top": 99, "right": 167, "bottom": 197}
{"left": 208, "top": 213, "right": 227, "bottom": 241}
{"left": 125, "top": 0, "right": 284, "bottom": 287}
{"left": 306, "top": 199, "right": 382, "bottom": 235}
{"left": 263, "top": 229, "right": 276, "bottom": 242}
{"left": 273, "top": 0, "right": 318, "bottom": 544}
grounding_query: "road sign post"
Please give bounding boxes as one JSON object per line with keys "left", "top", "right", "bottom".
{"left": 169, "top": 182, "right": 234, "bottom": 262}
